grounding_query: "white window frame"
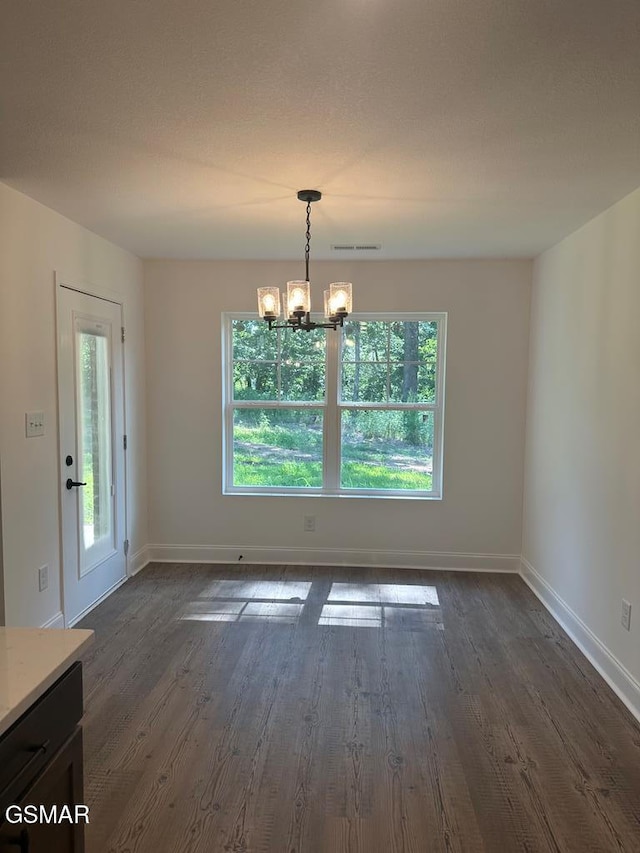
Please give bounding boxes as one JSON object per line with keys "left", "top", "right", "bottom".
{"left": 222, "top": 312, "right": 447, "bottom": 499}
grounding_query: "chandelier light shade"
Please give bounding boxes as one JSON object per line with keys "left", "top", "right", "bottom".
{"left": 257, "top": 286, "right": 282, "bottom": 320}
{"left": 257, "top": 190, "right": 354, "bottom": 332}
{"left": 329, "top": 282, "right": 353, "bottom": 315}
{"left": 286, "top": 280, "right": 311, "bottom": 317}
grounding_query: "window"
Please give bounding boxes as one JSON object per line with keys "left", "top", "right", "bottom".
{"left": 223, "top": 314, "right": 446, "bottom": 497}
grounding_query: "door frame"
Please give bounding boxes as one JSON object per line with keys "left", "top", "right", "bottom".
{"left": 54, "top": 273, "right": 129, "bottom": 626}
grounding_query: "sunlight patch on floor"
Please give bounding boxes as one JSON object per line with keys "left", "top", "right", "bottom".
{"left": 181, "top": 578, "right": 442, "bottom": 629}
{"left": 197, "top": 579, "right": 312, "bottom": 602}
{"left": 327, "top": 582, "right": 439, "bottom": 607}
{"left": 181, "top": 600, "right": 303, "bottom": 623}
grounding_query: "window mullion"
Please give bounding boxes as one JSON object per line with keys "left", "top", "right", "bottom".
{"left": 223, "top": 317, "right": 234, "bottom": 491}
{"left": 324, "top": 327, "right": 340, "bottom": 490}
{"left": 277, "top": 328, "right": 282, "bottom": 399}
{"left": 386, "top": 324, "right": 391, "bottom": 402}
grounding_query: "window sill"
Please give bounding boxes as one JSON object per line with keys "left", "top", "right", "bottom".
{"left": 223, "top": 489, "right": 443, "bottom": 501}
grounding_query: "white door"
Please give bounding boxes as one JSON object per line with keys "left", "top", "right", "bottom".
{"left": 57, "top": 285, "right": 126, "bottom": 625}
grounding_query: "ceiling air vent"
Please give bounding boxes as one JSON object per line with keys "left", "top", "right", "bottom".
{"left": 331, "top": 243, "right": 382, "bottom": 252}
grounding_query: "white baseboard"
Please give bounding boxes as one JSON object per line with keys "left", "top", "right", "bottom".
{"left": 67, "top": 575, "right": 129, "bottom": 627}
{"left": 520, "top": 557, "right": 640, "bottom": 723}
{"left": 41, "top": 611, "right": 65, "bottom": 629}
{"left": 129, "top": 545, "right": 151, "bottom": 577}
{"left": 146, "top": 544, "right": 520, "bottom": 573}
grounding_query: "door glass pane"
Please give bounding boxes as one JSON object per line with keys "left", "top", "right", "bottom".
{"left": 77, "top": 329, "right": 114, "bottom": 566}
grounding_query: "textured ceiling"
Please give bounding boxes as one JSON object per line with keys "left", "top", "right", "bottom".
{"left": 2, "top": 0, "right": 640, "bottom": 259}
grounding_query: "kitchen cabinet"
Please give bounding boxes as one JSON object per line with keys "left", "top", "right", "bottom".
{"left": 0, "top": 629, "right": 93, "bottom": 853}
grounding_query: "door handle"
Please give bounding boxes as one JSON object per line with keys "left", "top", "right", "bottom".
{"left": 66, "top": 478, "right": 87, "bottom": 490}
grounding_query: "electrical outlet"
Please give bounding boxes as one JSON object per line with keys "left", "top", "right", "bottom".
{"left": 621, "top": 599, "right": 632, "bottom": 631}
{"left": 38, "top": 565, "right": 49, "bottom": 592}
{"left": 25, "top": 411, "right": 45, "bottom": 438}
{"left": 303, "top": 515, "right": 316, "bottom": 532}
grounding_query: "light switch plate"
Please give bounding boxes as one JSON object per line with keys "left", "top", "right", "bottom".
{"left": 621, "top": 599, "right": 632, "bottom": 631}
{"left": 38, "top": 565, "right": 49, "bottom": 592}
{"left": 26, "top": 411, "right": 45, "bottom": 437}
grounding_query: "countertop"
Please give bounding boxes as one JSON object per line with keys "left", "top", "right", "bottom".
{"left": 0, "top": 627, "right": 94, "bottom": 737}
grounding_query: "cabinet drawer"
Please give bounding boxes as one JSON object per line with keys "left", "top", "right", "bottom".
{"left": 0, "top": 663, "right": 83, "bottom": 811}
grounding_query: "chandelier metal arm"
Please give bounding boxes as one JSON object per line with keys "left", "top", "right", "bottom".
{"left": 266, "top": 311, "right": 345, "bottom": 332}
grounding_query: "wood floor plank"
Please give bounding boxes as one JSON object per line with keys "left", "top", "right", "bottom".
{"left": 78, "top": 564, "right": 640, "bottom": 852}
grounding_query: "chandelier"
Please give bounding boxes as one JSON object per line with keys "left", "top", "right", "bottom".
{"left": 257, "top": 190, "right": 353, "bottom": 332}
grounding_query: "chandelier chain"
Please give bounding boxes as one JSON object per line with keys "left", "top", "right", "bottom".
{"left": 305, "top": 201, "right": 311, "bottom": 282}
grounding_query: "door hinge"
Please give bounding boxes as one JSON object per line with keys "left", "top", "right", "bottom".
{"left": 124, "top": 539, "right": 130, "bottom": 556}
{"left": 121, "top": 326, "right": 125, "bottom": 343}
{"left": 123, "top": 434, "right": 128, "bottom": 451}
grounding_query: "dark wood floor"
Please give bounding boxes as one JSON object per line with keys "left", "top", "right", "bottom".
{"left": 78, "top": 564, "right": 640, "bottom": 853}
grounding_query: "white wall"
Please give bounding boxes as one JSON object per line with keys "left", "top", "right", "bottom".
{"left": 144, "top": 259, "right": 531, "bottom": 569}
{"left": 0, "top": 182, "right": 148, "bottom": 627}
{"left": 522, "top": 186, "right": 640, "bottom": 714}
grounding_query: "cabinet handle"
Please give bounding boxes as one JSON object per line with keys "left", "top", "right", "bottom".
{"left": 0, "top": 741, "right": 50, "bottom": 802}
